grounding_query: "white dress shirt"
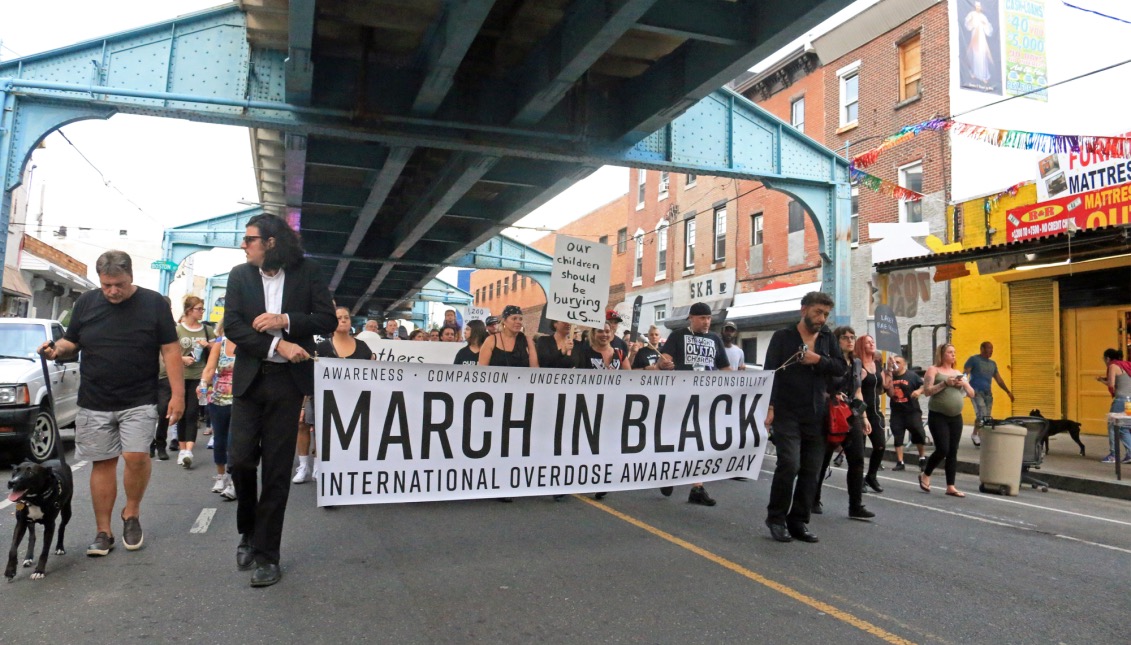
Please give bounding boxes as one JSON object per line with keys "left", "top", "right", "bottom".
{"left": 260, "top": 267, "right": 290, "bottom": 362}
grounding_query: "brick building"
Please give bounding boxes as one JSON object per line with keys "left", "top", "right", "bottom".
{"left": 469, "top": 194, "right": 631, "bottom": 334}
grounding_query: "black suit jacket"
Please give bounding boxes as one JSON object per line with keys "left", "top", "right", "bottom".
{"left": 223, "top": 259, "right": 337, "bottom": 397}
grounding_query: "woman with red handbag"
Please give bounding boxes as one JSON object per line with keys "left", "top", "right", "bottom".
{"left": 812, "top": 327, "right": 875, "bottom": 520}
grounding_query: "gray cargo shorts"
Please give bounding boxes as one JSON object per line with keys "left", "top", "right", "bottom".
{"left": 75, "top": 404, "right": 159, "bottom": 461}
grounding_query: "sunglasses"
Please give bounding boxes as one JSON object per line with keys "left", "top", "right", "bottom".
{"left": 243, "top": 235, "right": 263, "bottom": 245}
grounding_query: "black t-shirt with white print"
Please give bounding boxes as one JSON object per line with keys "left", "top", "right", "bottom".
{"left": 574, "top": 342, "right": 625, "bottom": 370}
{"left": 664, "top": 328, "right": 729, "bottom": 371}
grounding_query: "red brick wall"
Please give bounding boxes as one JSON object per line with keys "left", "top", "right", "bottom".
{"left": 824, "top": 2, "right": 952, "bottom": 244}
{"left": 469, "top": 194, "right": 632, "bottom": 327}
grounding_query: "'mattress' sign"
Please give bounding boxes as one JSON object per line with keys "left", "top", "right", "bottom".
{"left": 313, "top": 360, "right": 773, "bottom": 505}
{"left": 1006, "top": 183, "right": 1131, "bottom": 242}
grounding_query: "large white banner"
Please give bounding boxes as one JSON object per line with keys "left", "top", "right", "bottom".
{"left": 314, "top": 360, "right": 773, "bottom": 505}
{"left": 357, "top": 338, "right": 461, "bottom": 364}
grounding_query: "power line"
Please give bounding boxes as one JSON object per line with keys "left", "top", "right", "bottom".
{"left": 950, "top": 56, "right": 1131, "bottom": 120}
{"left": 1062, "top": 1, "right": 1131, "bottom": 25}
{"left": 55, "top": 130, "right": 165, "bottom": 228}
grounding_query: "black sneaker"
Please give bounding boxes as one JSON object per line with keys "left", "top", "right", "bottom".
{"left": 893, "top": 461, "right": 906, "bottom": 471}
{"left": 918, "top": 456, "right": 927, "bottom": 471}
{"left": 86, "top": 532, "right": 114, "bottom": 556}
{"left": 594, "top": 492, "right": 607, "bottom": 500}
{"left": 812, "top": 500, "right": 823, "bottom": 514}
{"left": 122, "top": 516, "right": 144, "bottom": 551}
{"left": 660, "top": 486, "right": 674, "bottom": 497}
{"left": 688, "top": 485, "right": 716, "bottom": 507}
{"left": 849, "top": 506, "right": 875, "bottom": 520}
{"left": 168, "top": 439, "right": 180, "bottom": 452}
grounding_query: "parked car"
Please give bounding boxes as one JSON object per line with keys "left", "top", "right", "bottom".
{"left": 0, "top": 318, "right": 79, "bottom": 464}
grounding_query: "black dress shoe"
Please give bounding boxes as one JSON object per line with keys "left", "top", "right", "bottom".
{"left": 250, "top": 563, "right": 281, "bottom": 587}
{"left": 688, "top": 485, "right": 716, "bottom": 506}
{"left": 659, "top": 486, "right": 674, "bottom": 497}
{"left": 787, "top": 523, "right": 819, "bottom": 543}
{"left": 236, "top": 535, "right": 255, "bottom": 571}
{"left": 849, "top": 506, "right": 876, "bottom": 520}
{"left": 765, "top": 520, "right": 793, "bottom": 543}
{"left": 865, "top": 475, "right": 884, "bottom": 493}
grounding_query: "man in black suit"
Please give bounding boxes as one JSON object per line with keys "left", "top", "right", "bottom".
{"left": 223, "top": 213, "right": 336, "bottom": 587}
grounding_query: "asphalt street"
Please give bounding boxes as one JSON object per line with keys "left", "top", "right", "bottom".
{"left": 1, "top": 442, "right": 1127, "bottom": 644}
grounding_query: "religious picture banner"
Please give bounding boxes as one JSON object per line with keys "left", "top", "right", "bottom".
{"left": 958, "top": 0, "right": 1003, "bottom": 94}
{"left": 1006, "top": 183, "right": 1131, "bottom": 242}
{"left": 1004, "top": 0, "right": 1047, "bottom": 100}
{"left": 313, "top": 360, "right": 773, "bottom": 505}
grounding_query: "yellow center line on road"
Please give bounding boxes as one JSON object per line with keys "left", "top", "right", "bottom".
{"left": 576, "top": 495, "right": 917, "bottom": 645}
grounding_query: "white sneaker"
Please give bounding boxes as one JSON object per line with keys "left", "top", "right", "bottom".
{"left": 178, "top": 450, "right": 193, "bottom": 469}
{"left": 210, "top": 475, "right": 225, "bottom": 493}
{"left": 293, "top": 457, "right": 312, "bottom": 484}
{"left": 206, "top": 437, "right": 214, "bottom": 449}
{"left": 220, "top": 476, "right": 236, "bottom": 501}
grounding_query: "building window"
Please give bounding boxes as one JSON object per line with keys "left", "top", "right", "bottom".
{"left": 488, "top": 284, "right": 494, "bottom": 300}
{"left": 599, "top": 235, "right": 608, "bottom": 245}
{"left": 790, "top": 97, "right": 805, "bottom": 132}
{"left": 636, "top": 168, "right": 646, "bottom": 208}
{"left": 656, "top": 222, "right": 668, "bottom": 273}
{"left": 502, "top": 279, "right": 508, "bottom": 296}
{"left": 741, "top": 337, "right": 758, "bottom": 365}
{"left": 685, "top": 173, "right": 697, "bottom": 187}
{"left": 751, "top": 213, "right": 763, "bottom": 246}
{"left": 713, "top": 207, "right": 726, "bottom": 262}
{"left": 617, "top": 228, "right": 627, "bottom": 254}
{"left": 788, "top": 200, "right": 805, "bottom": 233}
{"left": 511, "top": 274, "right": 517, "bottom": 292}
{"left": 634, "top": 233, "right": 644, "bottom": 281}
{"left": 851, "top": 187, "right": 860, "bottom": 244}
{"left": 659, "top": 171, "right": 670, "bottom": 199}
{"left": 497, "top": 279, "right": 503, "bottom": 297}
{"left": 899, "top": 34, "right": 921, "bottom": 101}
{"left": 899, "top": 162, "right": 923, "bottom": 223}
{"left": 684, "top": 218, "right": 696, "bottom": 269}
{"left": 521, "top": 275, "right": 527, "bottom": 288}
{"left": 654, "top": 304, "right": 666, "bottom": 322}
{"left": 837, "top": 61, "right": 861, "bottom": 127}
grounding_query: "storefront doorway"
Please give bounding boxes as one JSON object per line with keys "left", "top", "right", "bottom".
{"left": 1063, "top": 306, "right": 1126, "bottom": 435}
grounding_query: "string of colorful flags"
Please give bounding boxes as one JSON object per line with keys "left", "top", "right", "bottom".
{"left": 849, "top": 168, "right": 924, "bottom": 201}
{"left": 850, "top": 120, "right": 1131, "bottom": 172}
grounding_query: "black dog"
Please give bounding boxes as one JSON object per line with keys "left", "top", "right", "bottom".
{"left": 1030, "top": 409, "right": 1086, "bottom": 457}
{"left": 5, "top": 457, "right": 73, "bottom": 581}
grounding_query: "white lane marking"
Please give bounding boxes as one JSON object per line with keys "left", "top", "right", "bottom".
{"left": 870, "top": 469, "right": 1131, "bottom": 527}
{"left": 0, "top": 460, "right": 88, "bottom": 511}
{"left": 822, "top": 482, "right": 1131, "bottom": 556}
{"left": 190, "top": 508, "right": 216, "bottom": 534}
{"left": 765, "top": 466, "right": 1131, "bottom": 528}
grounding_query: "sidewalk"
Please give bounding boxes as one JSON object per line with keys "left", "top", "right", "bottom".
{"left": 883, "top": 425, "right": 1131, "bottom": 501}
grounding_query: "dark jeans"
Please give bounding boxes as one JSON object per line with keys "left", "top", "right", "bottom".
{"left": 865, "top": 411, "right": 886, "bottom": 478}
{"left": 155, "top": 377, "right": 201, "bottom": 446}
{"left": 209, "top": 403, "right": 232, "bottom": 468}
{"left": 766, "top": 414, "right": 825, "bottom": 526}
{"left": 814, "top": 415, "right": 864, "bottom": 510}
{"left": 925, "top": 410, "right": 964, "bottom": 486}
{"left": 229, "top": 368, "right": 304, "bottom": 566}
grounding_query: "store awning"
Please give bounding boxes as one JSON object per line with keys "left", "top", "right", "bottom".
{"left": 20, "top": 254, "right": 96, "bottom": 291}
{"left": 2, "top": 266, "right": 32, "bottom": 297}
{"left": 726, "top": 281, "right": 822, "bottom": 330}
{"left": 874, "top": 224, "right": 1131, "bottom": 274}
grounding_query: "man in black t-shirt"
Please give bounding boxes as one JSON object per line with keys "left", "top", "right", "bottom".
{"left": 657, "top": 302, "right": 731, "bottom": 506}
{"left": 606, "top": 309, "right": 629, "bottom": 356}
{"left": 631, "top": 326, "right": 664, "bottom": 370}
{"left": 40, "top": 251, "right": 183, "bottom": 557}
{"left": 889, "top": 355, "right": 927, "bottom": 471}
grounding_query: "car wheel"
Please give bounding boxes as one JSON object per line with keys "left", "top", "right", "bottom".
{"left": 27, "top": 406, "right": 58, "bottom": 463}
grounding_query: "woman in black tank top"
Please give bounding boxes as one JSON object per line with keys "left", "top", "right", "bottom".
{"left": 478, "top": 305, "right": 538, "bottom": 368}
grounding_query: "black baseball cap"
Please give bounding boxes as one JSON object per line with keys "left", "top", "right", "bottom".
{"left": 485, "top": 315, "right": 499, "bottom": 326}
{"left": 688, "top": 302, "right": 712, "bottom": 317}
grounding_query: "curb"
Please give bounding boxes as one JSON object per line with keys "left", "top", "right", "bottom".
{"left": 882, "top": 450, "right": 1131, "bottom": 502}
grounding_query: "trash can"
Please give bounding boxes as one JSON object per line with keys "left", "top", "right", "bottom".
{"left": 978, "top": 423, "right": 1027, "bottom": 495}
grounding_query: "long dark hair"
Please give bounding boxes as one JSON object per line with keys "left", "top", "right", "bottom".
{"left": 248, "top": 213, "right": 304, "bottom": 271}
{"left": 466, "top": 320, "right": 488, "bottom": 348}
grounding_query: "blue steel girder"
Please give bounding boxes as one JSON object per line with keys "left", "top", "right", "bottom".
{"left": 451, "top": 234, "right": 554, "bottom": 301}
{"left": 0, "top": 2, "right": 853, "bottom": 319}
{"left": 159, "top": 206, "right": 263, "bottom": 294}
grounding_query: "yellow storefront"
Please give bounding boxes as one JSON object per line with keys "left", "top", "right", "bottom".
{"left": 877, "top": 183, "right": 1131, "bottom": 435}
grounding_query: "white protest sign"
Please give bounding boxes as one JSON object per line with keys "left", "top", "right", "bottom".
{"left": 359, "top": 338, "right": 461, "bottom": 365}
{"left": 466, "top": 306, "right": 489, "bottom": 322}
{"left": 546, "top": 234, "right": 612, "bottom": 327}
{"left": 314, "top": 360, "right": 774, "bottom": 505}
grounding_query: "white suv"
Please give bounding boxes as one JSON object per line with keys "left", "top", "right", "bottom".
{"left": 0, "top": 318, "right": 80, "bottom": 463}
